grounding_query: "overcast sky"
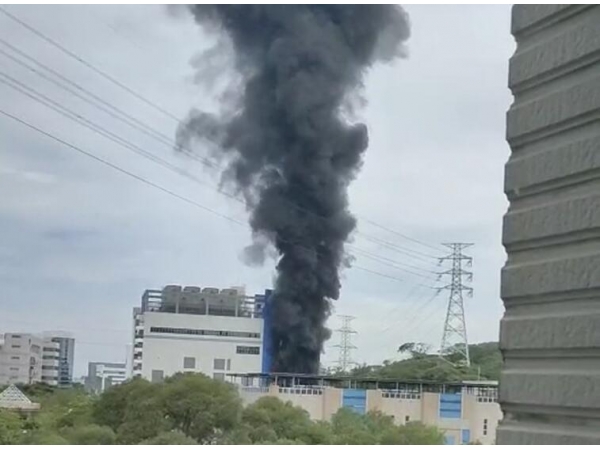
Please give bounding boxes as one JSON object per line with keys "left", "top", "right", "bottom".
{"left": 0, "top": 5, "right": 514, "bottom": 377}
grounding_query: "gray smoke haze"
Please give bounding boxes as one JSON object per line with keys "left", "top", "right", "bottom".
{"left": 177, "top": 5, "right": 410, "bottom": 374}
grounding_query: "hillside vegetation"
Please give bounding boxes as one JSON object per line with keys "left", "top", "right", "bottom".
{"left": 346, "top": 342, "right": 502, "bottom": 382}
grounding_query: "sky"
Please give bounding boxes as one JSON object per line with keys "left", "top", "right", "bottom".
{"left": 0, "top": 5, "right": 514, "bottom": 377}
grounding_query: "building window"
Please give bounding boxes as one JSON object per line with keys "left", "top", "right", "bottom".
{"left": 151, "top": 370, "right": 164, "bottom": 383}
{"left": 11, "top": 334, "right": 21, "bottom": 338}
{"left": 10, "top": 356, "right": 19, "bottom": 360}
{"left": 150, "top": 326, "right": 260, "bottom": 339}
{"left": 214, "top": 359, "right": 226, "bottom": 370}
{"left": 462, "top": 429, "right": 471, "bottom": 444}
{"left": 10, "top": 367, "right": 19, "bottom": 371}
{"left": 405, "top": 416, "right": 410, "bottom": 423}
{"left": 183, "top": 357, "right": 196, "bottom": 369}
{"left": 483, "top": 419, "right": 488, "bottom": 436}
{"left": 213, "top": 372, "right": 225, "bottom": 382}
{"left": 11, "top": 345, "right": 21, "bottom": 349}
{"left": 236, "top": 345, "right": 260, "bottom": 355}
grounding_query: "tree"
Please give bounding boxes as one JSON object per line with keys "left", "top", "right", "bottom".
{"left": 351, "top": 342, "right": 502, "bottom": 382}
{"left": 241, "top": 396, "right": 324, "bottom": 444}
{"left": 0, "top": 409, "right": 23, "bottom": 444}
{"left": 159, "top": 373, "right": 242, "bottom": 443}
{"left": 139, "top": 430, "right": 198, "bottom": 445}
{"left": 92, "top": 377, "right": 153, "bottom": 431}
{"left": 115, "top": 392, "right": 170, "bottom": 444}
{"left": 66, "top": 424, "right": 116, "bottom": 445}
{"left": 34, "top": 388, "right": 94, "bottom": 430}
{"left": 329, "top": 408, "right": 444, "bottom": 445}
{"left": 19, "top": 430, "right": 70, "bottom": 445}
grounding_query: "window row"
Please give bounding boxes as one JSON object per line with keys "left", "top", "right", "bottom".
{"left": 150, "top": 326, "right": 260, "bottom": 339}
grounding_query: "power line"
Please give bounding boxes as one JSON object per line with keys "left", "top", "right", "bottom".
{"left": 0, "top": 5, "right": 442, "bottom": 257}
{"left": 0, "top": 60, "right": 439, "bottom": 281}
{"left": 379, "top": 277, "right": 439, "bottom": 335}
{"left": 0, "top": 70, "right": 243, "bottom": 216}
{"left": 0, "top": 5, "right": 180, "bottom": 122}
{"left": 390, "top": 290, "right": 442, "bottom": 342}
{"left": 0, "top": 107, "right": 424, "bottom": 286}
{"left": 0, "top": 42, "right": 441, "bottom": 274}
{"left": 0, "top": 107, "right": 245, "bottom": 226}
{"left": 359, "top": 216, "right": 444, "bottom": 253}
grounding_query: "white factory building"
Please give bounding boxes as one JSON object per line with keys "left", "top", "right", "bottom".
{"left": 131, "top": 285, "right": 272, "bottom": 382}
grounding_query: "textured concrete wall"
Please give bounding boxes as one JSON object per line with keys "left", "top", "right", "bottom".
{"left": 499, "top": 5, "right": 600, "bottom": 445}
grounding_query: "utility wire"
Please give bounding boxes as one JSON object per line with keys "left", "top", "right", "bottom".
{"left": 0, "top": 63, "right": 439, "bottom": 280}
{"left": 0, "top": 42, "right": 439, "bottom": 270}
{"left": 0, "top": 5, "right": 180, "bottom": 122}
{"left": 0, "top": 5, "right": 442, "bottom": 258}
{"left": 0, "top": 107, "right": 424, "bottom": 286}
{"left": 379, "top": 275, "right": 439, "bottom": 335}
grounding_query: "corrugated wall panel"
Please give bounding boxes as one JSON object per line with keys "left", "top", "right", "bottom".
{"left": 499, "top": 5, "right": 600, "bottom": 444}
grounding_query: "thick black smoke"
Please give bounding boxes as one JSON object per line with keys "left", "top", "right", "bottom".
{"left": 177, "top": 5, "right": 410, "bottom": 374}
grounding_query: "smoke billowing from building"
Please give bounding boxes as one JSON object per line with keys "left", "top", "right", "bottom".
{"left": 177, "top": 6, "right": 410, "bottom": 373}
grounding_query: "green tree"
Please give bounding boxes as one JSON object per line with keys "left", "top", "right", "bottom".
{"left": 242, "top": 396, "right": 326, "bottom": 444}
{"left": 92, "top": 377, "right": 153, "bottom": 431}
{"left": 66, "top": 424, "right": 116, "bottom": 445}
{"left": 329, "top": 408, "right": 444, "bottom": 445}
{"left": 19, "top": 430, "right": 70, "bottom": 445}
{"left": 159, "top": 373, "right": 241, "bottom": 443}
{"left": 140, "top": 430, "right": 198, "bottom": 445}
{"left": 34, "top": 388, "right": 94, "bottom": 430}
{"left": 115, "top": 392, "right": 170, "bottom": 444}
{"left": 0, "top": 409, "right": 23, "bottom": 444}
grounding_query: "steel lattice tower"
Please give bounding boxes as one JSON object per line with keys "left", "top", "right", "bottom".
{"left": 438, "top": 243, "right": 473, "bottom": 366}
{"left": 333, "top": 315, "right": 357, "bottom": 372}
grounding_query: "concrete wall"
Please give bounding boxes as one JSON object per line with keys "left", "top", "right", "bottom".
{"left": 499, "top": 5, "right": 600, "bottom": 444}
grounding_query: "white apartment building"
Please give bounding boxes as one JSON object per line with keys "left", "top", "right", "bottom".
{"left": 44, "top": 332, "right": 75, "bottom": 387}
{"left": 41, "top": 339, "right": 60, "bottom": 386}
{"left": 0, "top": 332, "right": 72, "bottom": 387}
{"left": 132, "top": 285, "right": 272, "bottom": 383}
{"left": 0, "top": 333, "right": 60, "bottom": 386}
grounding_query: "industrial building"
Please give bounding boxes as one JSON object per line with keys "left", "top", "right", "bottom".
{"left": 84, "top": 361, "right": 127, "bottom": 394}
{"left": 230, "top": 373, "right": 501, "bottom": 445}
{"left": 131, "top": 285, "right": 273, "bottom": 382}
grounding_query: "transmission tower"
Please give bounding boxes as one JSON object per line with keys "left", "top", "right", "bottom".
{"left": 438, "top": 243, "right": 473, "bottom": 366}
{"left": 333, "top": 315, "right": 357, "bottom": 372}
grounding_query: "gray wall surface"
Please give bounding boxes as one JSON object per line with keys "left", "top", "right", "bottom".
{"left": 499, "top": 4, "right": 600, "bottom": 445}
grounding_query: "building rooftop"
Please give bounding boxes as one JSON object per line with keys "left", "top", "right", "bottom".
{"left": 141, "top": 285, "right": 269, "bottom": 319}
{"left": 227, "top": 372, "right": 499, "bottom": 393}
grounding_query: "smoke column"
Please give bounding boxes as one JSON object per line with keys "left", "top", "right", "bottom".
{"left": 177, "top": 5, "right": 410, "bottom": 374}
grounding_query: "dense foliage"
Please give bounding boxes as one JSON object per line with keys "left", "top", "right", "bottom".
{"left": 0, "top": 373, "right": 445, "bottom": 445}
{"left": 346, "top": 342, "right": 502, "bottom": 382}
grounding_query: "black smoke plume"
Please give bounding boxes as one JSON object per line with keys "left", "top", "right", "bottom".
{"left": 177, "top": 5, "right": 410, "bottom": 374}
